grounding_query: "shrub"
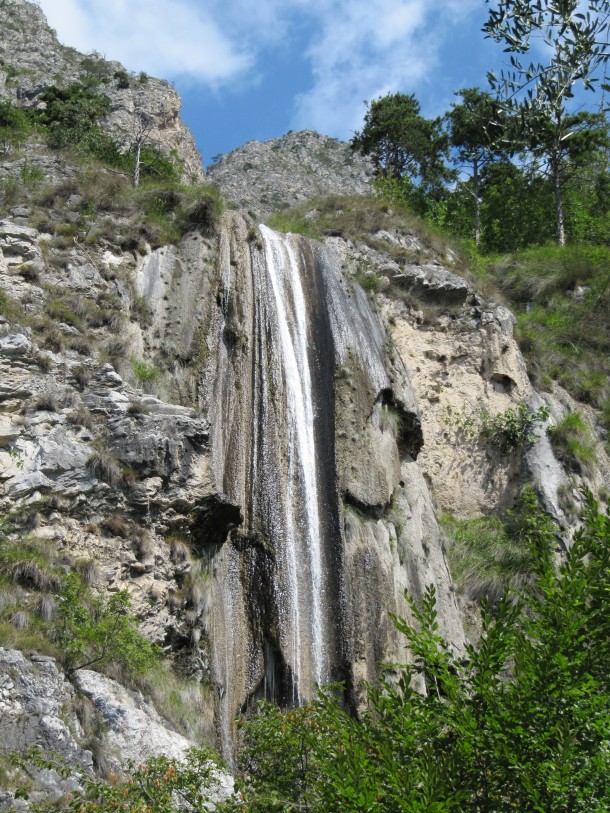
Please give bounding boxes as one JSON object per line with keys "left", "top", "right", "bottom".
{"left": 445, "top": 402, "right": 550, "bottom": 453}
{"left": 36, "top": 82, "right": 110, "bottom": 149}
{"left": 480, "top": 402, "right": 550, "bottom": 452}
{"left": 54, "top": 573, "right": 159, "bottom": 675}
{"left": 132, "top": 358, "right": 160, "bottom": 385}
{"left": 354, "top": 268, "right": 383, "bottom": 293}
{"left": 113, "top": 69, "right": 130, "bottom": 88}
{"left": 0, "top": 99, "right": 32, "bottom": 152}
{"left": 19, "top": 161, "right": 45, "bottom": 187}
{"left": 58, "top": 747, "right": 222, "bottom": 812}
{"left": 45, "top": 296, "right": 84, "bottom": 329}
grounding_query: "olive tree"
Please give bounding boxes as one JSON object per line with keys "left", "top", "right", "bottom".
{"left": 484, "top": 0, "right": 610, "bottom": 244}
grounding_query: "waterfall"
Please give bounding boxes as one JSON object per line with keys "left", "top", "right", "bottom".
{"left": 251, "top": 225, "right": 333, "bottom": 697}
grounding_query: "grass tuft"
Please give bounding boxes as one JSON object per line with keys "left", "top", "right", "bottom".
{"left": 483, "top": 244, "right": 610, "bottom": 434}
{"left": 443, "top": 515, "right": 535, "bottom": 605}
{"left": 549, "top": 411, "right": 597, "bottom": 474}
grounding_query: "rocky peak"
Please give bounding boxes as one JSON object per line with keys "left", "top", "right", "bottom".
{"left": 206, "top": 129, "right": 375, "bottom": 217}
{"left": 0, "top": 0, "right": 204, "bottom": 181}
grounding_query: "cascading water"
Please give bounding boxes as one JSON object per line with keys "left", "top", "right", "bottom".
{"left": 251, "top": 225, "right": 334, "bottom": 697}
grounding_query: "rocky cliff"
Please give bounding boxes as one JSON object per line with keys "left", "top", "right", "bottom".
{"left": 1, "top": 1, "right": 609, "bottom": 808}
{"left": 0, "top": 0, "right": 204, "bottom": 181}
{"left": 206, "top": 130, "right": 374, "bottom": 216}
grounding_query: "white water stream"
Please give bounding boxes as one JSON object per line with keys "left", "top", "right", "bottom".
{"left": 257, "top": 225, "right": 328, "bottom": 695}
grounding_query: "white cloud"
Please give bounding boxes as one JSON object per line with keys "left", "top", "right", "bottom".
{"left": 37, "top": 0, "right": 251, "bottom": 84}
{"left": 291, "top": 0, "right": 481, "bottom": 138}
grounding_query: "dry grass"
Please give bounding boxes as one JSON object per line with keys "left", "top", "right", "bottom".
{"left": 136, "top": 662, "right": 215, "bottom": 744}
{"left": 87, "top": 450, "right": 124, "bottom": 487}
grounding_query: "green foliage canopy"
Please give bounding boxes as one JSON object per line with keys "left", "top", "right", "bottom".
{"left": 0, "top": 99, "right": 32, "bottom": 153}
{"left": 350, "top": 92, "right": 454, "bottom": 208}
{"left": 446, "top": 88, "right": 509, "bottom": 244}
{"left": 55, "top": 573, "right": 159, "bottom": 675}
{"left": 447, "top": 87, "right": 506, "bottom": 167}
{"left": 37, "top": 82, "right": 110, "bottom": 149}
{"left": 484, "top": 0, "right": 610, "bottom": 244}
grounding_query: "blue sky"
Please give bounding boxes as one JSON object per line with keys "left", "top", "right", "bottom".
{"left": 36, "top": 0, "right": 510, "bottom": 168}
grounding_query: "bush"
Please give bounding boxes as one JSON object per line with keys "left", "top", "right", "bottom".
{"left": 54, "top": 747, "right": 223, "bottom": 812}
{"left": 113, "top": 69, "right": 130, "bottom": 89}
{"left": 132, "top": 358, "right": 159, "bottom": 384}
{"left": 480, "top": 402, "right": 550, "bottom": 452}
{"left": 354, "top": 268, "right": 383, "bottom": 293}
{"left": 444, "top": 401, "right": 550, "bottom": 453}
{"left": 55, "top": 573, "right": 159, "bottom": 676}
{"left": 0, "top": 99, "right": 32, "bottom": 153}
{"left": 229, "top": 490, "right": 610, "bottom": 813}
{"left": 37, "top": 82, "right": 110, "bottom": 149}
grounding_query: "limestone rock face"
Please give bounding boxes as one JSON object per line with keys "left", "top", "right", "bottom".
{"left": 207, "top": 130, "right": 374, "bottom": 217}
{"left": 0, "top": 0, "right": 204, "bottom": 181}
{"left": 1, "top": 5, "right": 608, "bottom": 790}
{"left": 0, "top": 648, "right": 90, "bottom": 766}
{"left": 0, "top": 648, "right": 91, "bottom": 810}
{"left": 0, "top": 649, "right": 233, "bottom": 811}
{"left": 74, "top": 669, "right": 193, "bottom": 766}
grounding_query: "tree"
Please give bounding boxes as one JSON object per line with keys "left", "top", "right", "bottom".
{"left": 520, "top": 106, "right": 609, "bottom": 243}
{"left": 446, "top": 88, "right": 507, "bottom": 245}
{"left": 484, "top": 0, "right": 610, "bottom": 245}
{"left": 479, "top": 159, "right": 555, "bottom": 250}
{"left": 112, "top": 113, "right": 181, "bottom": 187}
{"left": 126, "top": 114, "right": 154, "bottom": 188}
{"left": 350, "top": 92, "right": 453, "bottom": 210}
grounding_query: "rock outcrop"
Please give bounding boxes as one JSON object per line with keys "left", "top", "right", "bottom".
{"left": 0, "top": 648, "right": 233, "bottom": 811}
{"left": 0, "top": 0, "right": 204, "bottom": 181}
{"left": 206, "top": 130, "right": 374, "bottom": 216}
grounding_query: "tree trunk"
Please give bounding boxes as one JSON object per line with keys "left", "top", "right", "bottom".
{"left": 552, "top": 156, "right": 565, "bottom": 246}
{"left": 133, "top": 140, "right": 141, "bottom": 189}
{"left": 473, "top": 156, "right": 481, "bottom": 247}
